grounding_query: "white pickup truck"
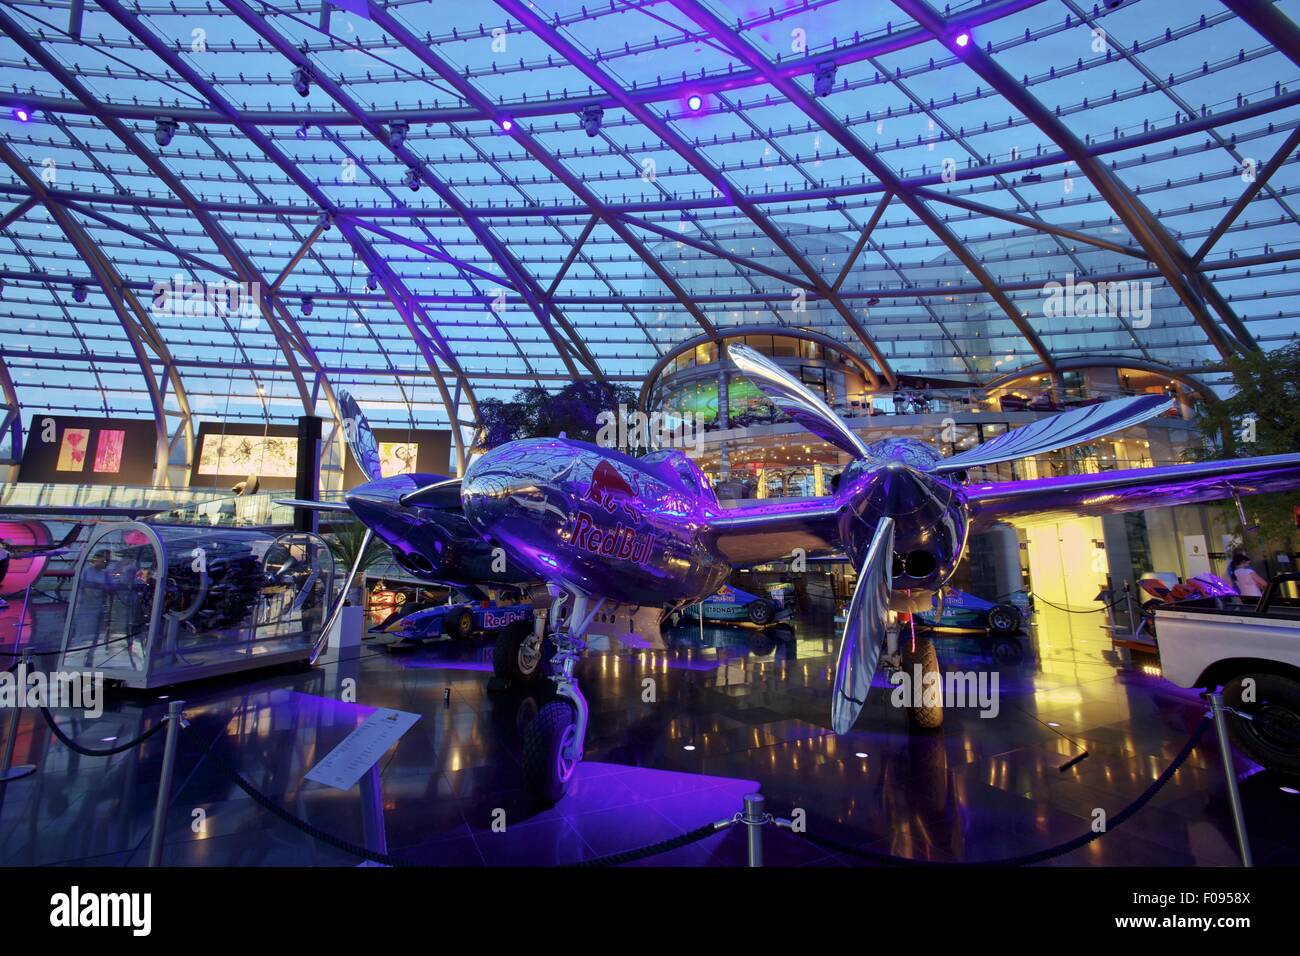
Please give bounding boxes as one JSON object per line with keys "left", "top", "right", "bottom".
{"left": 1155, "top": 571, "right": 1300, "bottom": 779}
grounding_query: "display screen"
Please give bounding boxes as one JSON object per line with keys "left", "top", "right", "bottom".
{"left": 56, "top": 428, "right": 90, "bottom": 471}
{"left": 197, "top": 433, "right": 299, "bottom": 477}
{"left": 93, "top": 429, "right": 125, "bottom": 473}
{"left": 379, "top": 441, "right": 419, "bottom": 476}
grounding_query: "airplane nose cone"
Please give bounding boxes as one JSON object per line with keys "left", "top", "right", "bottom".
{"left": 857, "top": 461, "right": 954, "bottom": 521}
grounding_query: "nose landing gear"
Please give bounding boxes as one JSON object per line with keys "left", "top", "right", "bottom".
{"left": 520, "top": 587, "right": 604, "bottom": 803}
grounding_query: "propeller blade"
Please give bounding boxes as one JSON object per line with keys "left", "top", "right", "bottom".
{"left": 728, "top": 343, "right": 870, "bottom": 459}
{"left": 831, "top": 516, "right": 894, "bottom": 734}
{"left": 338, "top": 390, "right": 383, "bottom": 482}
{"left": 310, "top": 525, "right": 373, "bottom": 665}
{"left": 930, "top": 393, "right": 1172, "bottom": 474}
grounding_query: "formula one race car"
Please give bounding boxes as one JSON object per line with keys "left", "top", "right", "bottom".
{"left": 676, "top": 583, "right": 795, "bottom": 627}
{"left": 373, "top": 595, "right": 534, "bottom": 641}
{"left": 915, "top": 588, "right": 1030, "bottom": 636}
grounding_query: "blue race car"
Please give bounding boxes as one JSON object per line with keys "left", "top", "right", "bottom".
{"left": 374, "top": 598, "right": 534, "bottom": 641}
{"left": 678, "top": 583, "right": 795, "bottom": 627}
{"left": 915, "top": 588, "right": 1030, "bottom": 636}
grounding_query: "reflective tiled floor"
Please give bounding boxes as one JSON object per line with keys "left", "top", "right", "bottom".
{"left": 2, "top": 604, "right": 1298, "bottom": 866}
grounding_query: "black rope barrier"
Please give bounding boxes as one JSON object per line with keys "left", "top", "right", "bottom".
{"left": 38, "top": 705, "right": 167, "bottom": 756}
{"left": 204, "top": 747, "right": 430, "bottom": 868}
{"left": 565, "top": 819, "right": 736, "bottom": 867}
{"left": 785, "top": 716, "right": 1210, "bottom": 866}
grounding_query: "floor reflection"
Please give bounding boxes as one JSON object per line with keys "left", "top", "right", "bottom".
{"left": 2, "top": 602, "right": 1296, "bottom": 866}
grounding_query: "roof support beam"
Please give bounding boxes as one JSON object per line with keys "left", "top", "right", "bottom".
{"left": 891, "top": 0, "right": 1256, "bottom": 356}
{"left": 0, "top": 4, "right": 329, "bottom": 420}
{"left": 0, "top": 140, "right": 187, "bottom": 486}
{"left": 86, "top": 0, "right": 475, "bottom": 471}
{"left": 0, "top": 198, "right": 35, "bottom": 232}
{"left": 0, "top": 353, "right": 21, "bottom": 470}
{"left": 359, "top": 0, "right": 721, "bottom": 345}
{"left": 217, "top": 0, "right": 600, "bottom": 380}
{"left": 546, "top": 215, "right": 597, "bottom": 298}
{"left": 495, "top": 0, "right": 891, "bottom": 388}
{"left": 1193, "top": 124, "right": 1300, "bottom": 263}
{"left": 669, "top": 0, "right": 1054, "bottom": 376}
{"left": 914, "top": 187, "right": 1146, "bottom": 258}
{"left": 833, "top": 191, "right": 891, "bottom": 292}
{"left": 0, "top": 0, "right": 1048, "bottom": 128}
{"left": 343, "top": 219, "right": 516, "bottom": 290}
{"left": 614, "top": 212, "right": 812, "bottom": 290}
{"left": 269, "top": 224, "right": 325, "bottom": 293}
{"left": 1220, "top": 0, "right": 1300, "bottom": 67}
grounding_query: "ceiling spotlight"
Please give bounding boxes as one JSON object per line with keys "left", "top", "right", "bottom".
{"left": 813, "top": 61, "right": 837, "bottom": 98}
{"left": 316, "top": 210, "right": 333, "bottom": 231}
{"left": 153, "top": 116, "right": 178, "bottom": 147}
{"left": 295, "top": 122, "right": 311, "bottom": 140}
{"left": 291, "top": 66, "right": 312, "bottom": 98}
{"left": 301, "top": 295, "right": 314, "bottom": 316}
{"left": 499, "top": 118, "right": 514, "bottom": 132}
{"left": 72, "top": 284, "right": 89, "bottom": 303}
{"left": 366, "top": 273, "right": 378, "bottom": 292}
{"left": 581, "top": 104, "right": 604, "bottom": 137}
{"left": 403, "top": 167, "right": 420, "bottom": 191}
{"left": 686, "top": 94, "right": 703, "bottom": 112}
{"left": 953, "top": 31, "right": 971, "bottom": 48}
{"left": 13, "top": 106, "right": 31, "bottom": 123}
{"left": 387, "top": 119, "right": 409, "bottom": 148}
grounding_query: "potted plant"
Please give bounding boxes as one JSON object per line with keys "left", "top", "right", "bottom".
{"left": 326, "top": 522, "right": 391, "bottom": 609}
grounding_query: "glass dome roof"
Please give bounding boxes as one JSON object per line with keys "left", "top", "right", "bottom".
{"left": 0, "top": 0, "right": 1296, "bottom": 462}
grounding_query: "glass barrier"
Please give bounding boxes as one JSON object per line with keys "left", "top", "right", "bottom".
{"left": 60, "top": 523, "right": 335, "bottom": 687}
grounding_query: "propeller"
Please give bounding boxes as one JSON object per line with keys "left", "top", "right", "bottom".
{"left": 831, "top": 517, "right": 894, "bottom": 734}
{"left": 726, "top": 343, "right": 1177, "bottom": 733}
{"left": 338, "top": 390, "right": 382, "bottom": 482}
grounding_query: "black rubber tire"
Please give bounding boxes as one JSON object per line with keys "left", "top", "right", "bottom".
{"left": 987, "top": 603, "right": 1020, "bottom": 636}
{"left": 492, "top": 622, "right": 545, "bottom": 684}
{"left": 445, "top": 607, "right": 474, "bottom": 640}
{"left": 747, "top": 598, "right": 774, "bottom": 626}
{"left": 901, "top": 636, "right": 944, "bottom": 730}
{"left": 523, "top": 700, "right": 579, "bottom": 804}
{"left": 1223, "top": 673, "right": 1300, "bottom": 779}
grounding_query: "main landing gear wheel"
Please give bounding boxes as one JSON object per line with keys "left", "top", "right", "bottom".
{"left": 747, "top": 598, "right": 774, "bottom": 626}
{"left": 902, "top": 636, "right": 944, "bottom": 730}
{"left": 523, "top": 700, "right": 579, "bottom": 803}
{"left": 445, "top": 607, "right": 474, "bottom": 640}
{"left": 987, "top": 603, "right": 1020, "bottom": 636}
{"left": 492, "top": 622, "right": 546, "bottom": 684}
{"left": 1223, "top": 673, "right": 1300, "bottom": 779}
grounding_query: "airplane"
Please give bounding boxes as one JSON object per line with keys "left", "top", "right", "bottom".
{"left": 288, "top": 346, "right": 1300, "bottom": 802}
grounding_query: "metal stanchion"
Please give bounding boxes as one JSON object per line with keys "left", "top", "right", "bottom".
{"left": 1123, "top": 580, "right": 1138, "bottom": 637}
{"left": 1208, "top": 691, "right": 1253, "bottom": 867}
{"left": 742, "top": 792, "right": 765, "bottom": 867}
{"left": 9, "top": 582, "right": 34, "bottom": 658}
{"left": 146, "top": 699, "right": 186, "bottom": 867}
{"left": 0, "top": 652, "right": 35, "bottom": 784}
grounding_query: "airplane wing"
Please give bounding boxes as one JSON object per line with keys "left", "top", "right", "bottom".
{"left": 967, "top": 452, "right": 1300, "bottom": 527}
{"left": 706, "top": 497, "right": 842, "bottom": 565}
{"left": 930, "top": 394, "right": 1172, "bottom": 474}
{"left": 273, "top": 498, "right": 354, "bottom": 513}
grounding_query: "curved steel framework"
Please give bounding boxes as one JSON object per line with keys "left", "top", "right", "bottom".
{"left": 0, "top": 0, "right": 1295, "bottom": 464}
